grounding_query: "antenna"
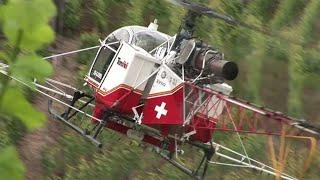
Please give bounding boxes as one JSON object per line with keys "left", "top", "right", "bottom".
{"left": 148, "top": 19, "right": 159, "bottom": 31}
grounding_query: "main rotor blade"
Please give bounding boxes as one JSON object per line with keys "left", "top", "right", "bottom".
{"left": 171, "top": 0, "right": 304, "bottom": 46}
{"left": 176, "top": 0, "right": 262, "bottom": 29}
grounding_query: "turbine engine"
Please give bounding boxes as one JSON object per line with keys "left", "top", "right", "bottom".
{"left": 179, "top": 40, "right": 239, "bottom": 84}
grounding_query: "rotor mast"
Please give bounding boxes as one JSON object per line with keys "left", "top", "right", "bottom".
{"left": 173, "top": 10, "right": 200, "bottom": 50}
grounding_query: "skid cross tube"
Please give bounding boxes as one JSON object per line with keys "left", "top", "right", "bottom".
{"left": 62, "top": 91, "right": 93, "bottom": 120}
{"left": 160, "top": 153, "right": 198, "bottom": 179}
{"left": 158, "top": 141, "right": 215, "bottom": 180}
{"left": 48, "top": 100, "right": 102, "bottom": 147}
{"left": 66, "top": 97, "right": 95, "bottom": 120}
{"left": 191, "top": 141, "right": 215, "bottom": 179}
{"left": 47, "top": 90, "right": 104, "bottom": 148}
{"left": 93, "top": 112, "right": 111, "bottom": 139}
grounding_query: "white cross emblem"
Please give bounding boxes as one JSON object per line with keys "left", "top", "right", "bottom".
{"left": 154, "top": 102, "right": 168, "bottom": 119}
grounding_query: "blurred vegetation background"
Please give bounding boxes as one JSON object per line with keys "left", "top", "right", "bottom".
{"left": 0, "top": 0, "right": 320, "bottom": 179}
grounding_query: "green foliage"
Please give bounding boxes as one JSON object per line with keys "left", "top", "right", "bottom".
{"left": 167, "top": 4, "right": 185, "bottom": 35}
{"left": 11, "top": 54, "right": 53, "bottom": 84}
{"left": 64, "top": 0, "right": 82, "bottom": 33}
{"left": 122, "top": 0, "right": 147, "bottom": 26}
{"left": 303, "top": 151, "right": 320, "bottom": 180}
{"left": 123, "top": 0, "right": 172, "bottom": 29}
{"left": 42, "top": 133, "right": 98, "bottom": 178}
{"left": 271, "top": 0, "right": 306, "bottom": 30}
{"left": 0, "top": 0, "right": 7, "bottom": 5}
{"left": 0, "top": 146, "right": 25, "bottom": 180}
{"left": 244, "top": 49, "right": 263, "bottom": 103}
{"left": 209, "top": 1, "right": 252, "bottom": 58}
{"left": 249, "top": 0, "right": 279, "bottom": 23}
{"left": 3, "top": 117, "right": 27, "bottom": 145}
{"left": 0, "top": 124, "right": 11, "bottom": 148}
{"left": 286, "top": 0, "right": 320, "bottom": 116}
{"left": 303, "top": 50, "right": 320, "bottom": 75}
{"left": 65, "top": 157, "right": 107, "bottom": 180}
{"left": 1, "top": 0, "right": 55, "bottom": 51}
{"left": 287, "top": 45, "right": 304, "bottom": 117}
{"left": 0, "top": 0, "right": 55, "bottom": 130}
{"left": 61, "top": 134, "right": 96, "bottom": 165}
{"left": 0, "top": 88, "right": 46, "bottom": 129}
{"left": 42, "top": 146, "right": 60, "bottom": 177}
{"left": 0, "top": 0, "right": 56, "bottom": 178}
{"left": 298, "top": 0, "right": 320, "bottom": 45}
{"left": 78, "top": 33, "right": 100, "bottom": 65}
{"left": 90, "top": 0, "right": 109, "bottom": 32}
{"left": 141, "top": 0, "right": 172, "bottom": 33}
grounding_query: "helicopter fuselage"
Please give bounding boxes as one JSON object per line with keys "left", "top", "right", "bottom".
{"left": 84, "top": 24, "right": 233, "bottom": 147}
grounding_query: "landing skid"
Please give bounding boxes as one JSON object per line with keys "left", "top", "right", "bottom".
{"left": 48, "top": 89, "right": 216, "bottom": 179}
{"left": 37, "top": 79, "right": 300, "bottom": 180}
{"left": 45, "top": 89, "right": 299, "bottom": 180}
{"left": 158, "top": 141, "right": 215, "bottom": 180}
{"left": 48, "top": 91, "right": 104, "bottom": 147}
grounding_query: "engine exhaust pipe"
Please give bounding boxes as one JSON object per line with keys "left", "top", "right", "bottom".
{"left": 194, "top": 50, "right": 239, "bottom": 81}
{"left": 209, "top": 60, "right": 238, "bottom": 80}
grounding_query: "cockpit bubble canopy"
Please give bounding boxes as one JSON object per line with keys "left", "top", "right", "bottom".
{"left": 105, "top": 26, "right": 171, "bottom": 53}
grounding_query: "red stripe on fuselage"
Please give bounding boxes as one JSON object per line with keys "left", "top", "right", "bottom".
{"left": 147, "top": 84, "right": 183, "bottom": 98}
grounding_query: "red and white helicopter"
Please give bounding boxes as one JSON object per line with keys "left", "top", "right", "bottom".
{"left": 1, "top": 0, "right": 320, "bottom": 179}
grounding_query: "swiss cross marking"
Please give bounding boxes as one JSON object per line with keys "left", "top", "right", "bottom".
{"left": 154, "top": 102, "right": 168, "bottom": 119}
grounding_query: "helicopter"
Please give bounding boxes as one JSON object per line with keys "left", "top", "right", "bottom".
{"left": 1, "top": 0, "right": 320, "bottom": 179}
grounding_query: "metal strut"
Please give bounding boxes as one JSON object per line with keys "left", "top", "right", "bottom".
{"left": 48, "top": 90, "right": 104, "bottom": 148}
{"left": 92, "top": 111, "right": 110, "bottom": 139}
{"left": 159, "top": 141, "right": 215, "bottom": 180}
{"left": 62, "top": 91, "right": 93, "bottom": 120}
{"left": 191, "top": 141, "right": 215, "bottom": 179}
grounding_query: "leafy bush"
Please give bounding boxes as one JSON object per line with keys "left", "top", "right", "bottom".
{"left": 78, "top": 33, "right": 100, "bottom": 65}
{"left": 271, "top": 0, "right": 306, "bottom": 30}
{"left": 0, "top": 125, "right": 11, "bottom": 148}
{"left": 0, "top": 0, "right": 56, "bottom": 178}
{"left": 0, "top": 0, "right": 8, "bottom": 5}
{"left": 90, "top": 0, "right": 109, "bottom": 32}
{"left": 249, "top": 0, "right": 279, "bottom": 23}
{"left": 298, "top": 0, "right": 320, "bottom": 45}
{"left": 286, "top": 0, "right": 320, "bottom": 116}
{"left": 303, "top": 50, "right": 320, "bottom": 75}
{"left": 123, "top": 0, "right": 173, "bottom": 33}
{"left": 122, "top": 0, "right": 146, "bottom": 26}
{"left": 42, "top": 146, "right": 60, "bottom": 178}
{"left": 64, "top": 0, "right": 83, "bottom": 34}
{"left": 4, "top": 117, "right": 27, "bottom": 144}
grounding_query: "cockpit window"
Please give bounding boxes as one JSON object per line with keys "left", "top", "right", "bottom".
{"left": 106, "top": 29, "right": 130, "bottom": 43}
{"left": 132, "top": 31, "right": 167, "bottom": 52}
{"left": 89, "top": 47, "right": 116, "bottom": 83}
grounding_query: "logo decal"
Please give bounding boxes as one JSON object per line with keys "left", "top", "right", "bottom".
{"left": 161, "top": 71, "right": 167, "bottom": 79}
{"left": 154, "top": 102, "right": 168, "bottom": 119}
{"left": 156, "top": 79, "right": 166, "bottom": 87}
{"left": 93, "top": 70, "right": 102, "bottom": 79}
{"left": 117, "top": 57, "right": 128, "bottom": 69}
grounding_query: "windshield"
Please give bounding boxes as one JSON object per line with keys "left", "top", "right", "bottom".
{"left": 106, "top": 29, "right": 130, "bottom": 43}
{"left": 89, "top": 47, "right": 116, "bottom": 83}
{"left": 132, "top": 31, "right": 167, "bottom": 52}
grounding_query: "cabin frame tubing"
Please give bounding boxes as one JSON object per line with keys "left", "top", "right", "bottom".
{"left": 48, "top": 90, "right": 215, "bottom": 180}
